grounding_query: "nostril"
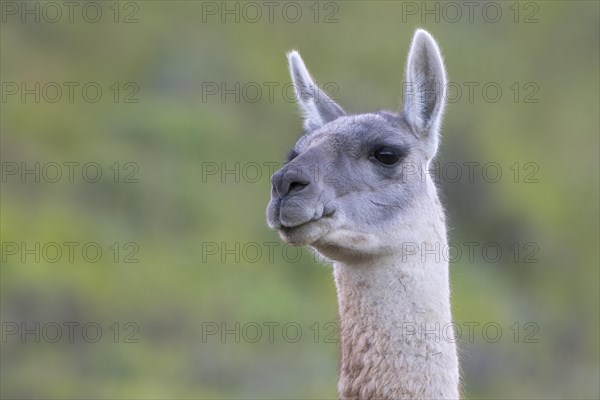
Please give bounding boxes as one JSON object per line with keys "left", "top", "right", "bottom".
{"left": 272, "top": 167, "right": 312, "bottom": 198}
{"left": 288, "top": 181, "right": 309, "bottom": 194}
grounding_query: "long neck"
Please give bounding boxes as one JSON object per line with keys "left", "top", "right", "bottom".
{"left": 333, "top": 216, "right": 459, "bottom": 399}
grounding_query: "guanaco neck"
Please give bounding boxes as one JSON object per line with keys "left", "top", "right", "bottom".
{"left": 333, "top": 234, "right": 459, "bottom": 399}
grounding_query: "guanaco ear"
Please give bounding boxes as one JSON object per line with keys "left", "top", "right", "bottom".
{"left": 402, "top": 29, "right": 447, "bottom": 158}
{"left": 287, "top": 50, "right": 346, "bottom": 132}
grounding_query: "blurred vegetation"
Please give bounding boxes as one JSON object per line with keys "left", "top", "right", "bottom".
{"left": 1, "top": 1, "right": 598, "bottom": 399}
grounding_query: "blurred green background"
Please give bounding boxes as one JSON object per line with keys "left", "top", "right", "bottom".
{"left": 1, "top": 1, "right": 598, "bottom": 398}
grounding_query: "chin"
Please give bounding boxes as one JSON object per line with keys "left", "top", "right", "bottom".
{"left": 311, "top": 229, "right": 393, "bottom": 264}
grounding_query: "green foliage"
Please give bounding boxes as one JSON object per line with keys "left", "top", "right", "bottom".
{"left": 1, "top": 1, "right": 598, "bottom": 398}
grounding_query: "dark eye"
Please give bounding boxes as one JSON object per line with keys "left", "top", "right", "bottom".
{"left": 371, "top": 146, "right": 402, "bottom": 166}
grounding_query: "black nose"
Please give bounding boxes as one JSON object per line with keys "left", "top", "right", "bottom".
{"left": 271, "top": 166, "right": 311, "bottom": 198}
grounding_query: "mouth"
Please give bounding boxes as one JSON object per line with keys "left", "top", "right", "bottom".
{"left": 268, "top": 201, "right": 336, "bottom": 246}
{"left": 277, "top": 215, "right": 334, "bottom": 247}
{"left": 280, "top": 217, "right": 318, "bottom": 232}
{"left": 278, "top": 202, "right": 336, "bottom": 230}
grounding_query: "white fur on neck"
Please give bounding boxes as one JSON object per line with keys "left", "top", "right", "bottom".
{"left": 334, "top": 253, "right": 459, "bottom": 399}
